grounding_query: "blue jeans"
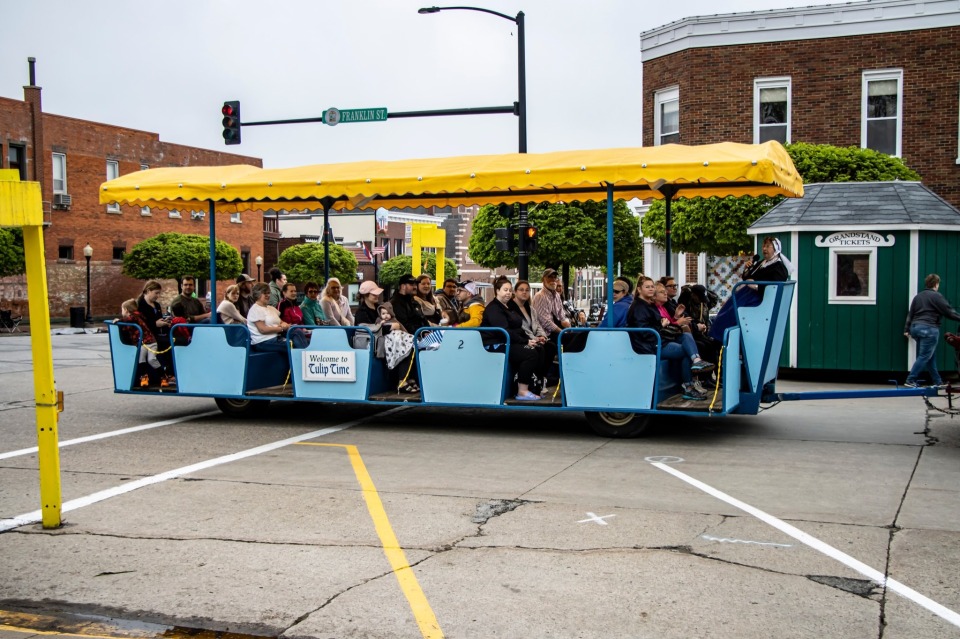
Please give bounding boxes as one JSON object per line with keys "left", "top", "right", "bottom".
{"left": 661, "top": 341, "right": 693, "bottom": 384}
{"left": 907, "top": 323, "right": 942, "bottom": 385}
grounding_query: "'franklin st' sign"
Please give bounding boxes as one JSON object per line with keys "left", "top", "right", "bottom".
{"left": 322, "top": 107, "right": 389, "bottom": 126}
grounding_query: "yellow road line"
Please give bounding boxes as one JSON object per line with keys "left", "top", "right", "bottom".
{"left": 296, "top": 442, "right": 443, "bottom": 639}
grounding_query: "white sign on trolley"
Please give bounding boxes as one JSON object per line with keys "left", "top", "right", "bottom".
{"left": 302, "top": 351, "right": 356, "bottom": 382}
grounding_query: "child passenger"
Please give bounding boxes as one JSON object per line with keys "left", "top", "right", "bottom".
{"left": 118, "top": 298, "right": 165, "bottom": 387}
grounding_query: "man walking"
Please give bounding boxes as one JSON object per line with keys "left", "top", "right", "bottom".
{"left": 904, "top": 273, "right": 960, "bottom": 387}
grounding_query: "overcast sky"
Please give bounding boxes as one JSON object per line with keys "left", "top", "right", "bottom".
{"left": 3, "top": 0, "right": 844, "bottom": 168}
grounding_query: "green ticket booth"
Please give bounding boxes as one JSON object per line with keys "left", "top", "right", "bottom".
{"left": 748, "top": 181, "right": 960, "bottom": 373}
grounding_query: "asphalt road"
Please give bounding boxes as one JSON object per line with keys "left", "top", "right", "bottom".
{"left": 1, "top": 333, "right": 959, "bottom": 639}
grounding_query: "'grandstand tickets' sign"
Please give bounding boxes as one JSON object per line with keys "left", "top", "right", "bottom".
{"left": 302, "top": 351, "right": 356, "bottom": 382}
{"left": 814, "top": 232, "right": 895, "bottom": 248}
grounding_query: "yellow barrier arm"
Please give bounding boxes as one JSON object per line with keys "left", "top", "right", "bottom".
{"left": 0, "top": 169, "right": 61, "bottom": 528}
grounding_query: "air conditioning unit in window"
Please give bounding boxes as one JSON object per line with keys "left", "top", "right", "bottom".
{"left": 190, "top": 211, "right": 206, "bottom": 221}
{"left": 53, "top": 193, "right": 72, "bottom": 209}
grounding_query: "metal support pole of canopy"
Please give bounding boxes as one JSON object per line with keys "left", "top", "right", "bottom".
{"left": 604, "top": 183, "right": 615, "bottom": 327}
{"left": 208, "top": 201, "right": 216, "bottom": 303}
{"left": 660, "top": 185, "right": 679, "bottom": 278}
{"left": 320, "top": 197, "right": 336, "bottom": 283}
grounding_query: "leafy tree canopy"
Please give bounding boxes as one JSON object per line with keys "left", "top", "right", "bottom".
{"left": 641, "top": 143, "right": 922, "bottom": 255}
{"left": 123, "top": 233, "right": 242, "bottom": 281}
{"left": 378, "top": 253, "right": 458, "bottom": 288}
{"left": 468, "top": 200, "right": 642, "bottom": 273}
{"left": 277, "top": 242, "right": 359, "bottom": 286}
{"left": 0, "top": 228, "right": 25, "bottom": 278}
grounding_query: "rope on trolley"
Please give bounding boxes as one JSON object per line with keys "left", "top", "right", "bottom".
{"left": 141, "top": 342, "right": 172, "bottom": 355}
{"left": 398, "top": 348, "right": 417, "bottom": 393}
{"left": 708, "top": 346, "right": 723, "bottom": 413}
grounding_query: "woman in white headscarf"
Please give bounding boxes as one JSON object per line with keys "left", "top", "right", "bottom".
{"left": 710, "top": 236, "right": 792, "bottom": 341}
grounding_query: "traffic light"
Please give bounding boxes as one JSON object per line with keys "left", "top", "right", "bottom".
{"left": 221, "top": 101, "right": 241, "bottom": 145}
{"left": 525, "top": 225, "right": 539, "bottom": 254}
{"left": 495, "top": 227, "right": 515, "bottom": 252}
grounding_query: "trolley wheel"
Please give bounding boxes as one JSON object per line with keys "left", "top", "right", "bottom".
{"left": 584, "top": 411, "right": 651, "bottom": 438}
{"left": 215, "top": 397, "right": 269, "bottom": 418}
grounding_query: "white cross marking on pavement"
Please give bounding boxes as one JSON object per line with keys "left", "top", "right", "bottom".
{"left": 578, "top": 512, "right": 616, "bottom": 525}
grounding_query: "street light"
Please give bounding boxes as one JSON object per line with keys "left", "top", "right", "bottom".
{"left": 419, "top": 5, "right": 531, "bottom": 278}
{"left": 82, "top": 243, "right": 93, "bottom": 322}
{"left": 255, "top": 255, "right": 263, "bottom": 281}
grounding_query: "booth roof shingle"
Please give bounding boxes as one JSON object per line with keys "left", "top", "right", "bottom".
{"left": 750, "top": 182, "right": 960, "bottom": 229}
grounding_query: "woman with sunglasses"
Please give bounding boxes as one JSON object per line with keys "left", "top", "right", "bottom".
{"left": 298, "top": 281, "right": 329, "bottom": 326}
{"left": 610, "top": 276, "right": 634, "bottom": 328}
{"left": 321, "top": 277, "right": 355, "bottom": 326}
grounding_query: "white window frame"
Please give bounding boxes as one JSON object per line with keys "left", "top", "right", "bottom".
{"left": 827, "top": 246, "right": 877, "bottom": 305}
{"left": 52, "top": 153, "right": 67, "bottom": 194}
{"left": 654, "top": 87, "right": 679, "bottom": 146}
{"left": 753, "top": 77, "right": 791, "bottom": 145}
{"left": 230, "top": 212, "right": 242, "bottom": 224}
{"left": 106, "top": 160, "right": 120, "bottom": 212}
{"left": 862, "top": 69, "right": 903, "bottom": 157}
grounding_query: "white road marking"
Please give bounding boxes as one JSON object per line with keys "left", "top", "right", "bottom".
{"left": 0, "top": 411, "right": 221, "bottom": 461}
{"left": 701, "top": 534, "right": 793, "bottom": 548}
{"left": 578, "top": 512, "right": 616, "bottom": 525}
{"left": 0, "top": 407, "right": 407, "bottom": 534}
{"left": 651, "top": 460, "right": 960, "bottom": 629}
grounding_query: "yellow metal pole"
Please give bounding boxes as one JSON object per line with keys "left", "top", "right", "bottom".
{"left": 0, "top": 170, "right": 62, "bottom": 528}
{"left": 410, "top": 223, "right": 447, "bottom": 284}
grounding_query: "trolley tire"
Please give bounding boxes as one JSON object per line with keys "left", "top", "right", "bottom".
{"left": 215, "top": 397, "right": 269, "bottom": 418}
{"left": 584, "top": 411, "right": 651, "bottom": 438}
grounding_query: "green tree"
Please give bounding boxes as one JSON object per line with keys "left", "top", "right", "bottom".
{"left": 641, "top": 143, "right": 922, "bottom": 255}
{"left": 122, "top": 232, "right": 242, "bottom": 281}
{"left": 0, "top": 228, "right": 25, "bottom": 277}
{"left": 378, "top": 253, "right": 458, "bottom": 288}
{"left": 468, "top": 200, "right": 642, "bottom": 273}
{"left": 277, "top": 242, "right": 358, "bottom": 285}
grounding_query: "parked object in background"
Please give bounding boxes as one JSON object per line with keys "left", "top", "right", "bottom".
{"left": 1, "top": 309, "right": 22, "bottom": 332}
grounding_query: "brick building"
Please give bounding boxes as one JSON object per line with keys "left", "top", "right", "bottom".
{"left": 641, "top": 0, "right": 959, "bottom": 206}
{"left": 0, "top": 60, "right": 263, "bottom": 320}
{"left": 639, "top": 0, "right": 960, "bottom": 285}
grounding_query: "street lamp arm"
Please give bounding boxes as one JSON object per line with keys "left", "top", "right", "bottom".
{"left": 419, "top": 5, "right": 518, "bottom": 23}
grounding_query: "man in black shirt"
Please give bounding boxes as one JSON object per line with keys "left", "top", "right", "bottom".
{"left": 390, "top": 274, "right": 429, "bottom": 334}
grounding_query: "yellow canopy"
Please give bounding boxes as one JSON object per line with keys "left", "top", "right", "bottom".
{"left": 99, "top": 141, "right": 803, "bottom": 212}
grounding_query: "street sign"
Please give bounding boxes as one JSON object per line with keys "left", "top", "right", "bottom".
{"left": 322, "top": 107, "right": 388, "bottom": 126}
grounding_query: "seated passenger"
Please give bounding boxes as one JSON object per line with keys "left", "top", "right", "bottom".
{"left": 234, "top": 274, "right": 257, "bottom": 318}
{"left": 511, "top": 279, "right": 554, "bottom": 389}
{"left": 267, "top": 268, "right": 286, "bottom": 307}
{"left": 299, "top": 281, "right": 329, "bottom": 326}
{"left": 278, "top": 283, "right": 306, "bottom": 325}
{"left": 439, "top": 307, "right": 458, "bottom": 326}
{"left": 247, "top": 283, "right": 307, "bottom": 353}
{"left": 217, "top": 285, "right": 247, "bottom": 325}
{"left": 414, "top": 275, "right": 443, "bottom": 325}
{"left": 136, "top": 280, "right": 174, "bottom": 376}
{"left": 457, "top": 281, "right": 485, "bottom": 327}
{"left": 481, "top": 277, "right": 545, "bottom": 401}
{"left": 171, "top": 276, "right": 211, "bottom": 324}
{"left": 355, "top": 280, "right": 384, "bottom": 326}
{"left": 117, "top": 298, "right": 165, "bottom": 387}
{"left": 533, "top": 268, "right": 570, "bottom": 344}
{"left": 627, "top": 278, "right": 709, "bottom": 401}
{"left": 321, "top": 277, "right": 355, "bottom": 326}
{"left": 387, "top": 275, "right": 429, "bottom": 392}
{"left": 679, "top": 284, "right": 719, "bottom": 365}
{"left": 710, "top": 236, "right": 792, "bottom": 341}
{"left": 610, "top": 276, "right": 634, "bottom": 328}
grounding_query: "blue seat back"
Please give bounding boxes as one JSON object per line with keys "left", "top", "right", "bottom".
{"left": 416, "top": 328, "right": 507, "bottom": 405}
{"left": 722, "top": 327, "right": 742, "bottom": 412}
{"left": 291, "top": 326, "right": 372, "bottom": 401}
{"left": 735, "top": 281, "right": 795, "bottom": 393}
{"left": 561, "top": 328, "right": 659, "bottom": 410}
{"left": 106, "top": 322, "right": 141, "bottom": 391}
{"left": 172, "top": 324, "right": 248, "bottom": 396}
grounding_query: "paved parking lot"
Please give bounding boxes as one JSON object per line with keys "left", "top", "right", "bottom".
{"left": 1, "top": 333, "right": 959, "bottom": 638}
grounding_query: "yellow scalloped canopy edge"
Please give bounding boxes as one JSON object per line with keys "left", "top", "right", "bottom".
{"left": 99, "top": 141, "right": 803, "bottom": 212}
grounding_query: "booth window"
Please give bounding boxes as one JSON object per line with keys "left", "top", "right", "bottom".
{"left": 654, "top": 87, "right": 679, "bottom": 146}
{"left": 862, "top": 69, "right": 902, "bottom": 157}
{"left": 828, "top": 248, "right": 876, "bottom": 305}
{"left": 754, "top": 77, "right": 790, "bottom": 144}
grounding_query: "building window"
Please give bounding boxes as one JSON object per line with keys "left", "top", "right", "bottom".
{"left": 140, "top": 206, "right": 151, "bottom": 216}
{"left": 169, "top": 209, "right": 181, "bottom": 219}
{"left": 8, "top": 144, "right": 26, "bottom": 180}
{"left": 140, "top": 163, "right": 149, "bottom": 171}
{"left": 106, "top": 160, "right": 120, "bottom": 212}
{"left": 58, "top": 244, "right": 74, "bottom": 261}
{"left": 654, "top": 87, "right": 679, "bottom": 146}
{"left": 241, "top": 251, "right": 250, "bottom": 274}
{"left": 956, "top": 82, "right": 960, "bottom": 164}
{"left": 230, "top": 212, "right": 242, "bottom": 223}
{"left": 754, "top": 77, "right": 790, "bottom": 144}
{"left": 112, "top": 246, "right": 125, "bottom": 262}
{"left": 394, "top": 239, "right": 404, "bottom": 256}
{"left": 862, "top": 69, "right": 902, "bottom": 156}
{"left": 828, "top": 248, "right": 876, "bottom": 305}
{"left": 52, "top": 153, "right": 67, "bottom": 193}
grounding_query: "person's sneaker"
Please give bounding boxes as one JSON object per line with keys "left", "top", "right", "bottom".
{"left": 515, "top": 391, "right": 541, "bottom": 401}
{"left": 682, "top": 383, "right": 707, "bottom": 401}
{"left": 903, "top": 380, "right": 920, "bottom": 388}
{"left": 139, "top": 375, "right": 149, "bottom": 388}
{"left": 691, "top": 359, "right": 715, "bottom": 373}
{"left": 693, "top": 379, "right": 710, "bottom": 395}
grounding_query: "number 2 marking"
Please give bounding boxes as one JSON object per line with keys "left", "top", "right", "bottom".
{"left": 458, "top": 340, "right": 464, "bottom": 349}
